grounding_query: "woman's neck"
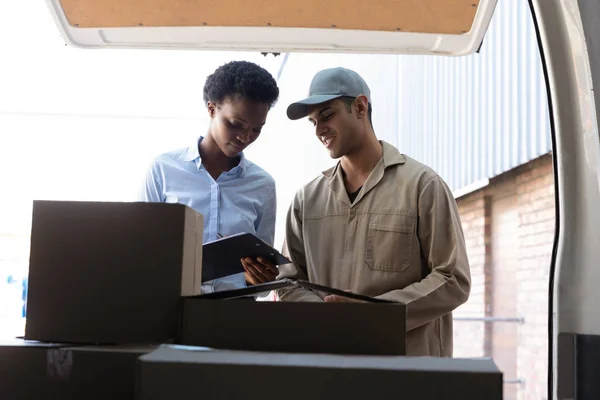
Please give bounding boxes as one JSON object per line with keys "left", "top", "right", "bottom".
{"left": 199, "top": 132, "right": 238, "bottom": 179}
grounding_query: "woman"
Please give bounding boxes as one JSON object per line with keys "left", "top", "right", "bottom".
{"left": 140, "top": 60, "right": 280, "bottom": 292}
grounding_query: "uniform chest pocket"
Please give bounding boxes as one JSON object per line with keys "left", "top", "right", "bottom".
{"left": 365, "top": 220, "right": 414, "bottom": 272}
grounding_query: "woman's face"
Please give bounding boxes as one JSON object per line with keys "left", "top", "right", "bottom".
{"left": 208, "top": 95, "right": 270, "bottom": 157}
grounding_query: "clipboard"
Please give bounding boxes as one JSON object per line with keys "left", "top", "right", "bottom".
{"left": 201, "top": 233, "right": 291, "bottom": 282}
{"left": 189, "top": 278, "right": 396, "bottom": 303}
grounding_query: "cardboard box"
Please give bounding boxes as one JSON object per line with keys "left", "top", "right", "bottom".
{"left": 178, "top": 299, "right": 406, "bottom": 355}
{"left": 0, "top": 339, "right": 67, "bottom": 399}
{"left": 53, "top": 344, "right": 157, "bottom": 400}
{"left": 137, "top": 346, "right": 503, "bottom": 400}
{"left": 25, "top": 200, "right": 203, "bottom": 344}
{"left": 0, "top": 339, "right": 156, "bottom": 400}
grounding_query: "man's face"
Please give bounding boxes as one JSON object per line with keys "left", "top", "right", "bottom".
{"left": 208, "top": 95, "right": 269, "bottom": 157}
{"left": 307, "top": 99, "right": 359, "bottom": 159}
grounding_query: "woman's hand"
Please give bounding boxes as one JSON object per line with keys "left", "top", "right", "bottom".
{"left": 241, "top": 257, "right": 279, "bottom": 285}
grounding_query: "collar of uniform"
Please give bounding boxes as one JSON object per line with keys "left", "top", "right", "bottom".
{"left": 321, "top": 141, "right": 405, "bottom": 206}
{"left": 183, "top": 136, "right": 247, "bottom": 176}
{"left": 381, "top": 140, "right": 406, "bottom": 168}
{"left": 321, "top": 140, "right": 405, "bottom": 179}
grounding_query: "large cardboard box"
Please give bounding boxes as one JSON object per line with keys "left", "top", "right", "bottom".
{"left": 0, "top": 339, "right": 156, "bottom": 400}
{"left": 0, "top": 339, "right": 67, "bottom": 399}
{"left": 137, "top": 346, "right": 503, "bottom": 400}
{"left": 51, "top": 344, "right": 157, "bottom": 399}
{"left": 178, "top": 299, "right": 406, "bottom": 355}
{"left": 25, "top": 200, "right": 203, "bottom": 344}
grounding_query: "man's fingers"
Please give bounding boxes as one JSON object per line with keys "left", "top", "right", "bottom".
{"left": 324, "top": 295, "right": 339, "bottom": 302}
{"left": 324, "top": 294, "right": 362, "bottom": 303}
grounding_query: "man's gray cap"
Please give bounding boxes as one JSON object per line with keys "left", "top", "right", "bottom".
{"left": 286, "top": 67, "right": 371, "bottom": 120}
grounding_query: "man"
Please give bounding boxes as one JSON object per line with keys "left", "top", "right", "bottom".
{"left": 277, "top": 67, "right": 471, "bottom": 357}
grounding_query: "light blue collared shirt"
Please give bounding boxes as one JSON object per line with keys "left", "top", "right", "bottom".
{"left": 139, "top": 136, "right": 277, "bottom": 293}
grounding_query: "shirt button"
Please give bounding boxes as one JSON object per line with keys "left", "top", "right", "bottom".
{"left": 349, "top": 209, "right": 355, "bottom": 216}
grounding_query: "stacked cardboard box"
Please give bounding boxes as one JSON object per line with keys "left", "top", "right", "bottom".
{"left": 179, "top": 298, "right": 407, "bottom": 355}
{"left": 0, "top": 200, "right": 503, "bottom": 400}
{"left": 136, "top": 346, "right": 503, "bottom": 400}
{"left": 1, "top": 200, "right": 204, "bottom": 399}
{"left": 25, "top": 200, "right": 204, "bottom": 345}
{"left": 0, "top": 339, "right": 157, "bottom": 399}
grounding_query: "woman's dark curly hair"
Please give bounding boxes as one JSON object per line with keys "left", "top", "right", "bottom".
{"left": 203, "top": 61, "right": 279, "bottom": 108}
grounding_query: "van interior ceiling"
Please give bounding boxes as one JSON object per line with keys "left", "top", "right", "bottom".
{"left": 46, "top": 0, "right": 496, "bottom": 55}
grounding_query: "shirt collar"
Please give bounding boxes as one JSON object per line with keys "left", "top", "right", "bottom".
{"left": 183, "top": 137, "right": 201, "bottom": 162}
{"left": 183, "top": 136, "right": 247, "bottom": 175}
{"left": 321, "top": 140, "right": 405, "bottom": 179}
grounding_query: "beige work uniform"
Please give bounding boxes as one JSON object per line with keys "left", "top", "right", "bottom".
{"left": 277, "top": 141, "right": 471, "bottom": 357}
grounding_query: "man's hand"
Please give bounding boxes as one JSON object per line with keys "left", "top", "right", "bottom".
{"left": 241, "top": 257, "right": 278, "bottom": 285}
{"left": 323, "top": 293, "right": 365, "bottom": 303}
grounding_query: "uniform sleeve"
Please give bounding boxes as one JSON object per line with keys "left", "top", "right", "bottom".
{"left": 276, "top": 192, "right": 324, "bottom": 302}
{"left": 375, "top": 176, "right": 471, "bottom": 331}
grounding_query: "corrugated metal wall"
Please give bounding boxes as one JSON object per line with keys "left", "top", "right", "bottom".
{"left": 395, "top": 0, "right": 551, "bottom": 192}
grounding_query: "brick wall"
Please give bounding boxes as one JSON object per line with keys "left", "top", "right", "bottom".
{"left": 453, "top": 191, "right": 488, "bottom": 358}
{"left": 515, "top": 155, "right": 555, "bottom": 400}
{"left": 489, "top": 176, "right": 519, "bottom": 400}
{"left": 453, "top": 153, "right": 555, "bottom": 400}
